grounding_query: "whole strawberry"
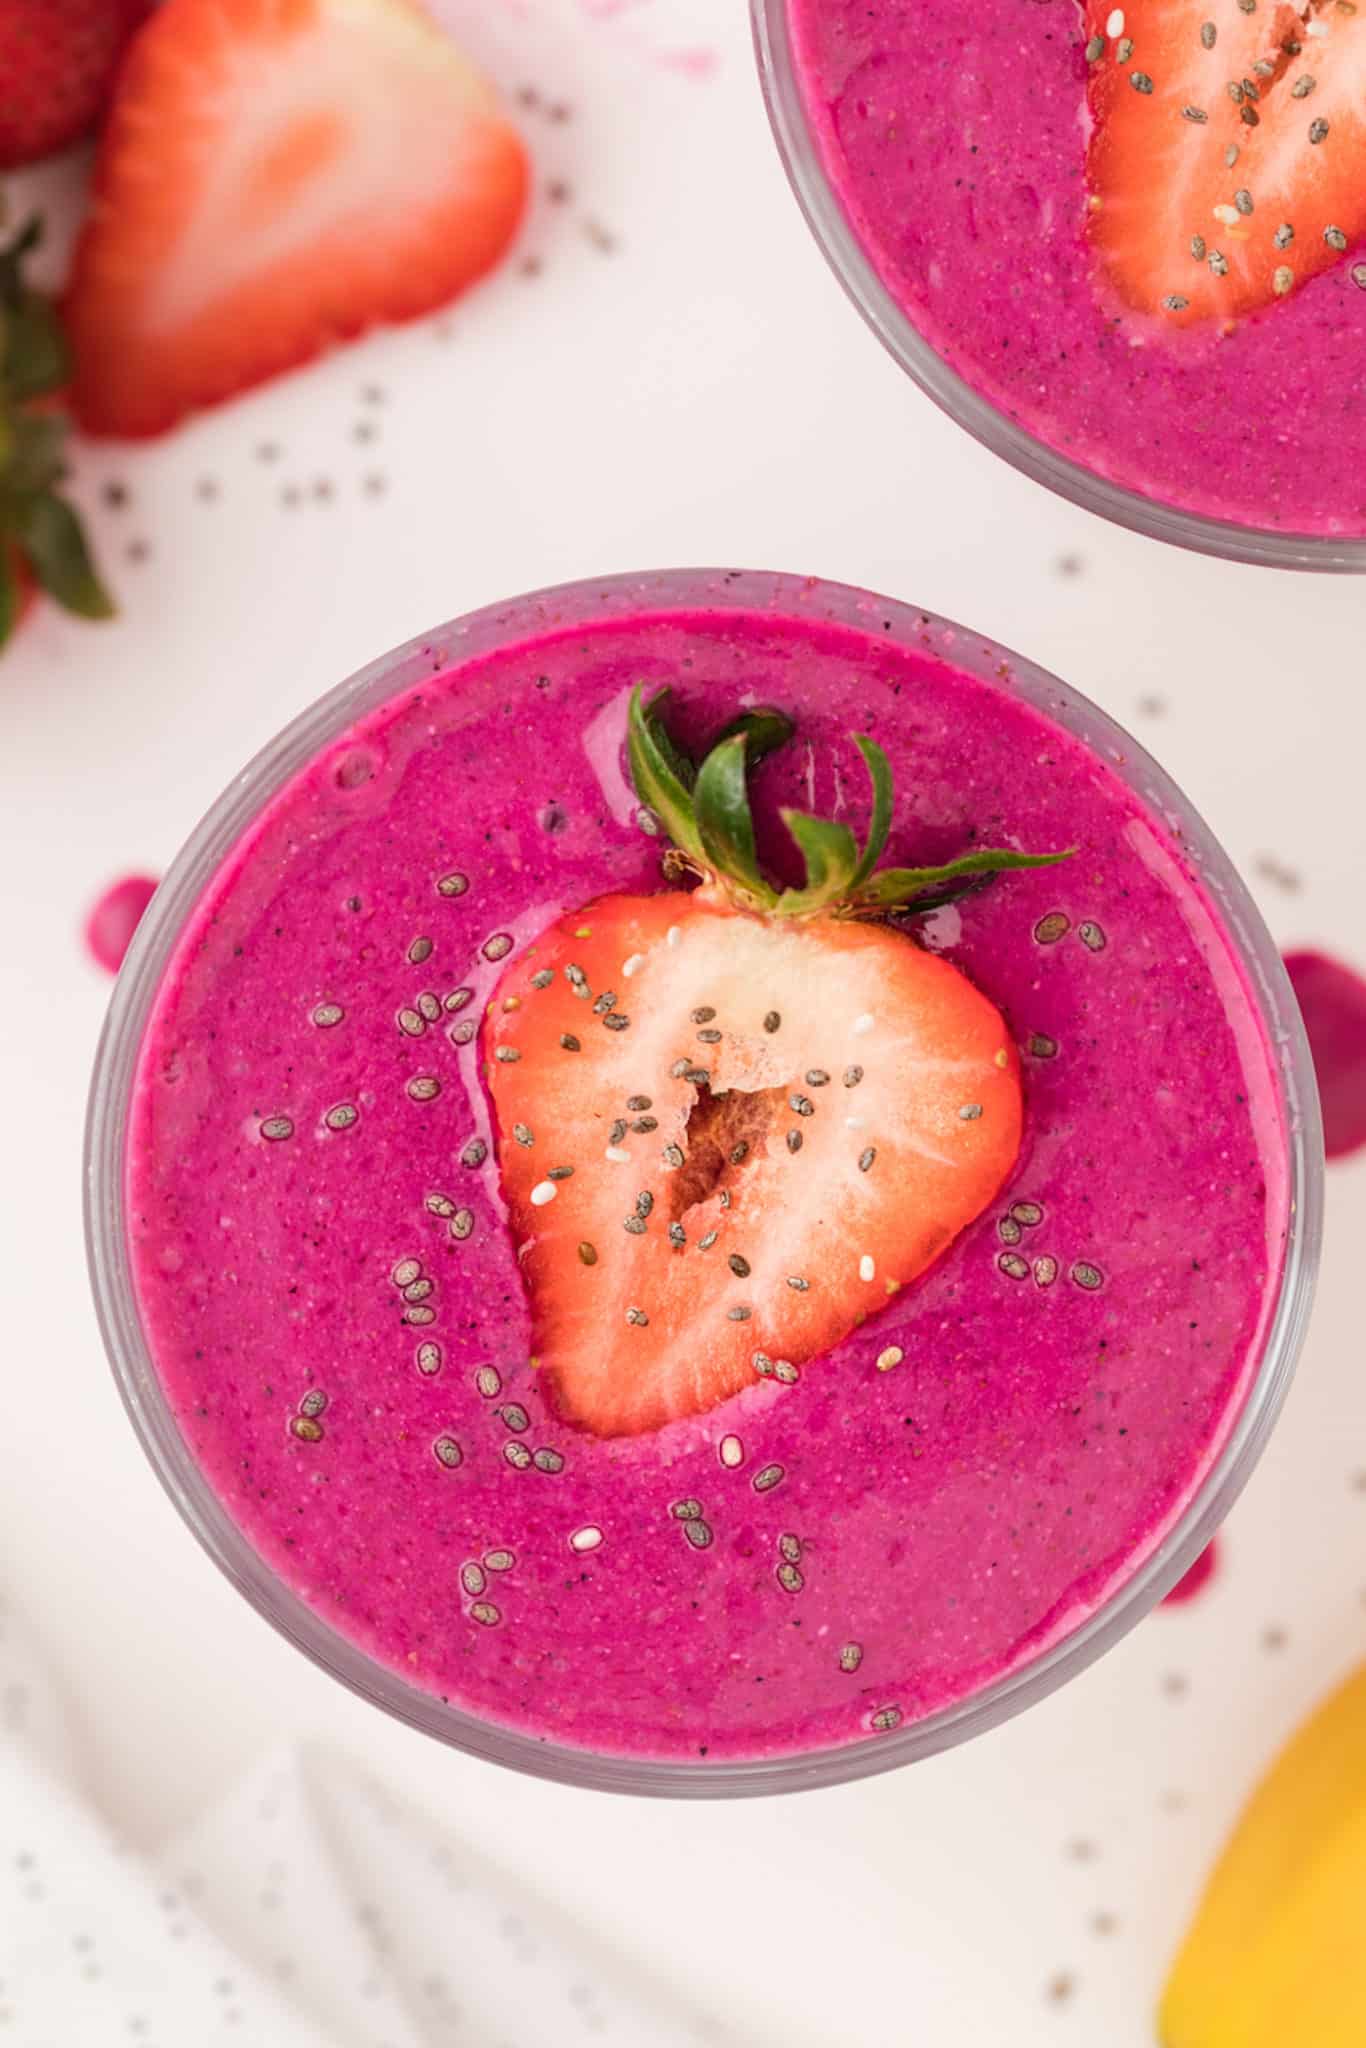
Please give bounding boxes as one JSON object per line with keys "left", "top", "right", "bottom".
{"left": 0, "top": 0, "right": 149, "bottom": 169}
{"left": 0, "top": 219, "right": 113, "bottom": 648}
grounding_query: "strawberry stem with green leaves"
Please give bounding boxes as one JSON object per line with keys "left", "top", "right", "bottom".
{"left": 0, "top": 215, "right": 113, "bottom": 649}
{"left": 627, "top": 684, "right": 1072, "bottom": 920}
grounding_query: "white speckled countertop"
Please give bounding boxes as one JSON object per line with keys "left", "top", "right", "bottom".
{"left": 1, "top": 2, "right": 1364, "bottom": 2040}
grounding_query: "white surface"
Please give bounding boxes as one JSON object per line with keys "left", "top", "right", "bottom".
{"left": 2, "top": 1, "right": 1366, "bottom": 2041}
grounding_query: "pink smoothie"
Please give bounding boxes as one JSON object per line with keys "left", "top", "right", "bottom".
{"left": 784, "top": 0, "right": 1366, "bottom": 536}
{"left": 126, "top": 598, "right": 1288, "bottom": 1763}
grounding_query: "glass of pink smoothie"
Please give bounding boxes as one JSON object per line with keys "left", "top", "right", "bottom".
{"left": 86, "top": 570, "right": 1321, "bottom": 1793}
{"left": 754, "top": 0, "right": 1366, "bottom": 568}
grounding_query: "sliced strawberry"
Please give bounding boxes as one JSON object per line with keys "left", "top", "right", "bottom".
{"left": 1086, "top": 0, "right": 1366, "bottom": 322}
{"left": 486, "top": 891, "right": 1022, "bottom": 1436}
{"left": 65, "top": 0, "right": 528, "bottom": 437}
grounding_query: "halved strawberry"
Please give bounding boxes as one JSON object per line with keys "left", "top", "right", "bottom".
{"left": 1086, "top": 0, "right": 1366, "bottom": 322}
{"left": 65, "top": 0, "right": 528, "bottom": 437}
{"left": 484, "top": 694, "right": 1069, "bottom": 1438}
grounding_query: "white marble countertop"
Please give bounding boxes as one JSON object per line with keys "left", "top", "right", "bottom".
{"left": 2, "top": 2, "right": 1364, "bottom": 2040}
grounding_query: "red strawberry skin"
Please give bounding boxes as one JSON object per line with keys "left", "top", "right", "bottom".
{"left": 65, "top": 0, "right": 529, "bottom": 437}
{"left": 0, "top": 0, "right": 148, "bottom": 169}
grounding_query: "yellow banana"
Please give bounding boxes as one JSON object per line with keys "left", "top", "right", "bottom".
{"left": 1161, "top": 1661, "right": 1366, "bottom": 2046}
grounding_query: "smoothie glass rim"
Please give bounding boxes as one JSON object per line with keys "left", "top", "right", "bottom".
{"left": 84, "top": 566, "right": 1324, "bottom": 1797}
{"left": 751, "top": 0, "right": 1366, "bottom": 575}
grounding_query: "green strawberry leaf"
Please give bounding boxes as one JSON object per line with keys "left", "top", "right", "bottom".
{"left": 705, "top": 705, "right": 795, "bottom": 768}
{"left": 14, "top": 493, "right": 115, "bottom": 620}
{"left": 852, "top": 845, "right": 1074, "bottom": 911}
{"left": 627, "top": 685, "right": 704, "bottom": 861}
{"left": 625, "top": 686, "right": 1070, "bottom": 921}
{"left": 4, "top": 293, "right": 68, "bottom": 403}
{"left": 849, "top": 735, "right": 894, "bottom": 887}
{"left": 0, "top": 411, "right": 67, "bottom": 502}
{"left": 776, "top": 810, "right": 861, "bottom": 916}
{"left": 694, "top": 732, "right": 777, "bottom": 908}
{"left": 0, "top": 546, "right": 19, "bottom": 649}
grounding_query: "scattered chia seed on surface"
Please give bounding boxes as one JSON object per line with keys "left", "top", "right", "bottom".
{"left": 1129, "top": 69, "right": 1153, "bottom": 91}
{"left": 1071, "top": 1261, "right": 1105, "bottom": 1290}
{"left": 475, "top": 1366, "right": 501, "bottom": 1398}
{"left": 876, "top": 1345, "right": 904, "bottom": 1372}
{"left": 763, "top": 1011, "right": 781, "bottom": 1033}
{"left": 999, "top": 1216, "right": 1023, "bottom": 1245}
{"left": 291, "top": 1415, "right": 324, "bottom": 1443}
{"left": 533, "top": 1447, "right": 565, "bottom": 1473}
{"left": 445, "top": 986, "right": 474, "bottom": 1013}
{"left": 312, "top": 1002, "right": 344, "bottom": 1028}
{"left": 482, "top": 933, "right": 513, "bottom": 962}
{"left": 998, "top": 1252, "right": 1030, "bottom": 1280}
{"left": 1309, "top": 117, "right": 1329, "bottom": 142}
{"left": 433, "top": 1436, "right": 462, "bottom": 1469}
{"left": 839, "top": 1643, "right": 864, "bottom": 1673}
{"left": 407, "top": 1076, "right": 442, "bottom": 1101}
{"left": 451, "top": 1209, "right": 475, "bottom": 1241}
{"left": 870, "top": 1707, "right": 903, "bottom": 1733}
{"left": 1034, "top": 1255, "right": 1059, "bottom": 1288}
{"left": 436, "top": 872, "right": 468, "bottom": 898}
{"left": 1034, "top": 912, "right": 1070, "bottom": 945}
{"left": 261, "top": 1116, "right": 294, "bottom": 1141}
{"left": 858, "top": 1148, "right": 876, "bottom": 1172}
{"left": 325, "top": 1104, "right": 358, "bottom": 1130}
{"left": 753, "top": 1463, "right": 785, "bottom": 1493}
{"left": 683, "top": 1519, "right": 713, "bottom": 1549}
{"left": 503, "top": 1441, "right": 533, "bottom": 1470}
{"left": 1078, "top": 920, "right": 1107, "bottom": 951}
{"left": 776, "top": 1562, "right": 805, "bottom": 1594}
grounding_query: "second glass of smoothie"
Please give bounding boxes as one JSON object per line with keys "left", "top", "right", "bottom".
{"left": 755, "top": 0, "right": 1366, "bottom": 567}
{"left": 87, "top": 569, "right": 1321, "bottom": 1792}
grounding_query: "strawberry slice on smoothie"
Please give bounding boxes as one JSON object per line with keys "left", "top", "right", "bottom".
{"left": 1085, "top": 0, "right": 1366, "bottom": 321}
{"left": 485, "top": 692, "right": 1069, "bottom": 1437}
{"left": 66, "top": 0, "right": 528, "bottom": 436}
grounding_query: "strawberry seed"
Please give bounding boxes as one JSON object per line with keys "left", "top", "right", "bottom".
{"left": 577, "top": 1242, "right": 598, "bottom": 1266}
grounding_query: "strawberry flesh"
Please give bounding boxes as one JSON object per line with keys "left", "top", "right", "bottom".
{"left": 65, "top": 0, "right": 528, "bottom": 436}
{"left": 1086, "top": 0, "right": 1366, "bottom": 321}
{"left": 486, "top": 890, "right": 1022, "bottom": 1437}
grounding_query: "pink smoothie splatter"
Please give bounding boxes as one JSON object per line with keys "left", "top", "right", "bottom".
{"left": 1284, "top": 950, "right": 1366, "bottom": 1161}
{"left": 85, "top": 875, "right": 158, "bottom": 974}
{"left": 1163, "top": 1538, "right": 1220, "bottom": 1607}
